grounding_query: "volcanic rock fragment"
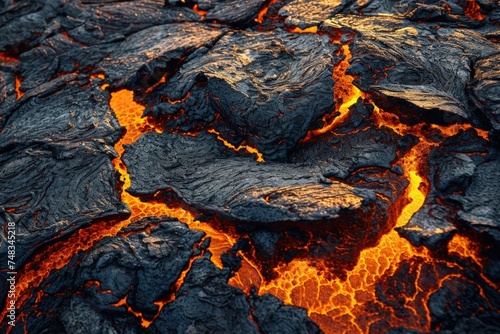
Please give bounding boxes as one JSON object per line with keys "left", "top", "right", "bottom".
{"left": 0, "top": 81, "right": 121, "bottom": 148}
{"left": 0, "top": 146, "right": 128, "bottom": 270}
{"left": 190, "top": 0, "right": 264, "bottom": 26}
{"left": 0, "top": 0, "right": 201, "bottom": 53}
{"left": 470, "top": 53, "right": 500, "bottom": 145}
{"left": 123, "top": 131, "right": 375, "bottom": 225}
{"left": 279, "top": 0, "right": 497, "bottom": 27}
{"left": 428, "top": 277, "right": 500, "bottom": 331}
{"left": 6, "top": 218, "right": 320, "bottom": 333}
{"left": 123, "top": 129, "right": 403, "bottom": 274}
{"left": 146, "top": 29, "right": 337, "bottom": 161}
{"left": 99, "top": 23, "right": 225, "bottom": 90}
{"left": 323, "top": 15, "right": 499, "bottom": 126}
{"left": 290, "top": 99, "right": 417, "bottom": 180}
{"left": 396, "top": 129, "right": 500, "bottom": 248}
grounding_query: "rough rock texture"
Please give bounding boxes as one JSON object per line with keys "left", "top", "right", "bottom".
{"left": 0, "top": 80, "right": 127, "bottom": 270}
{"left": 0, "top": 0, "right": 201, "bottom": 54}
{"left": 428, "top": 277, "right": 500, "bottom": 331}
{"left": 323, "top": 15, "right": 500, "bottom": 126}
{"left": 123, "top": 101, "right": 412, "bottom": 274}
{"left": 279, "top": 0, "right": 497, "bottom": 28}
{"left": 145, "top": 30, "right": 337, "bottom": 161}
{"left": 5, "top": 218, "right": 320, "bottom": 334}
{"left": 0, "top": 81, "right": 121, "bottom": 148}
{"left": 290, "top": 99, "right": 417, "bottom": 180}
{"left": 396, "top": 129, "right": 500, "bottom": 249}
{"left": 98, "top": 23, "right": 225, "bottom": 90}
{"left": 470, "top": 53, "right": 500, "bottom": 145}
{"left": 123, "top": 131, "right": 376, "bottom": 225}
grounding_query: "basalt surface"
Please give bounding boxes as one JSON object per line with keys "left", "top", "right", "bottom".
{"left": 1, "top": 0, "right": 499, "bottom": 333}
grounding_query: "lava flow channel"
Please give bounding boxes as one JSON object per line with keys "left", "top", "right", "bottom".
{"left": 227, "top": 42, "right": 494, "bottom": 333}
{"left": 3, "top": 82, "right": 240, "bottom": 329}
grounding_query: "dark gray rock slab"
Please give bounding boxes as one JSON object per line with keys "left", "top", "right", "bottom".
{"left": 0, "top": 81, "right": 121, "bottom": 150}
{"left": 323, "top": 15, "right": 499, "bottom": 126}
{"left": 145, "top": 30, "right": 337, "bottom": 161}
{"left": 0, "top": 144, "right": 128, "bottom": 270}
{"left": 123, "top": 131, "right": 376, "bottom": 225}
{"left": 470, "top": 53, "right": 500, "bottom": 146}
{"left": 5, "top": 217, "right": 320, "bottom": 334}
{"left": 250, "top": 293, "right": 323, "bottom": 334}
{"left": 99, "top": 23, "right": 225, "bottom": 90}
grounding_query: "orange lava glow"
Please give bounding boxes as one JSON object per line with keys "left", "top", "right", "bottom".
{"left": 192, "top": 4, "right": 208, "bottom": 17}
{"left": 465, "top": 0, "right": 487, "bottom": 20}
{"left": 207, "top": 128, "right": 265, "bottom": 162}
{"left": 303, "top": 44, "right": 363, "bottom": 141}
{"left": 229, "top": 42, "right": 493, "bottom": 333}
{"left": 0, "top": 51, "right": 19, "bottom": 63}
{"left": 448, "top": 234, "right": 478, "bottom": 260}
{"left": 290, "top": 26, "right": 319, "bottom": 34}
{"left": 15, "top": 76, "right": 23, "bottom": 100}
{"left": 5, "top": 86, "right": 237, "bottom": 328}
{"left": 255, "top": 0, "right": 278, "bottom": 24}
{"left": 4, "top": 34, "right": 496, "bottom": 334}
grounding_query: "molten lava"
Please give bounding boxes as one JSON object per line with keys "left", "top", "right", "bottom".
{"left": 207, "top": 128, "right": 265, "bottom": 162}
{"left": 227, "top": 41, "right": 494, "bottom": 333}
{"left": 465, "top": 0, "right": 487, "bottom": 20}
{"left": 303, "top": 44, "right": 362, "bottom": 141}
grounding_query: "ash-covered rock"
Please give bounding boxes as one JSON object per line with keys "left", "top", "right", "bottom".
{"left": 145, "top": 29, "right": 337, "bottom": 161}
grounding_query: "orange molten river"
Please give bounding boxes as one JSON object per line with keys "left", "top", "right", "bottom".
{"left": 5, "top": 46, "right": 490, "bottom": 334}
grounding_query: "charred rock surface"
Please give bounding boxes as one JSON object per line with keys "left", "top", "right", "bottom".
{"left": 397, "top": 129, "right": 500, "bottom": 249}
{"left": 123, "top": 131, "right": 375, "bottom": 225}
{"left": 0, "top": 80, "right": 121, "bottom": 148}
{"left": 279, "top": 0, "right": 498, "bottom": 28}
{"left": 470, "top": 53, "right": 500, "bottom": 145}
{"left": 323, "top": 16, "right": 500, "bottom": 126}
{"left": 6, "top": 217, "right": 320, "bottom": 334}
{"left": 0, "top": 0, "right": 201, "bottom": 53}
{"left": 145, "top": 30, "right": 337, "bottom": 161}
{"left": 123, "top": 125, "right": 410, "bottom": 276}
{"left": 0, "top": 78, "right": 128, "bottom": 273}
{"left": 291, "top": 99, "right": 417, "bottom": 180}
{"left": 98, "top": 23, "right": 225, "bottom": 90}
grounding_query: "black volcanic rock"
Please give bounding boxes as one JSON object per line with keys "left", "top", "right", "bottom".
{"left": 154, "top": 255, "right": 258, "bottom": 333}
{"left": 99, "top": 23, "right": 225, "bottom": 91}
{"left": 428, "top": 277, "right": 500, "bottom": 331}
{"left": 6, "top": 217, "right": 320, "bottom": 334}
{"left": 197, "top": 0, "right": 264, "bottom": 26}
{"left": 123, "top": 131, "right": 376, "bottom": 225}
{"left": 396, "top": 204, "right": 457, "bottom": 250}
{"left": 279, "top": 0, "right": 497, "bottom": 27}
{"left": 290, "top": 99, "right": 417, "bottom": 180}
{"left": 0, "top": 0, "right": 201, "bottom": 54}
{"left": 146, "top": 30, "right": 337, "bottom": 161}
{"left": 451, "top": 157, "right": 500, "bottom": 242}
{"left": 323, "top": 15, "right": 499, "bottom": 126}
{"left": 250, "top": 293, "right": 322, "bottom": 334}
{"left": 0, "top": 145, "right": 128, "bottom": 270}
{"left": 470, "top": 53, "right": 500, "bottom": 146}
{"left": 0, "top": 81, "right": 121, "bottom": 149}
{"left": 397, "top": 130, "right": 500, "bottom": 249}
